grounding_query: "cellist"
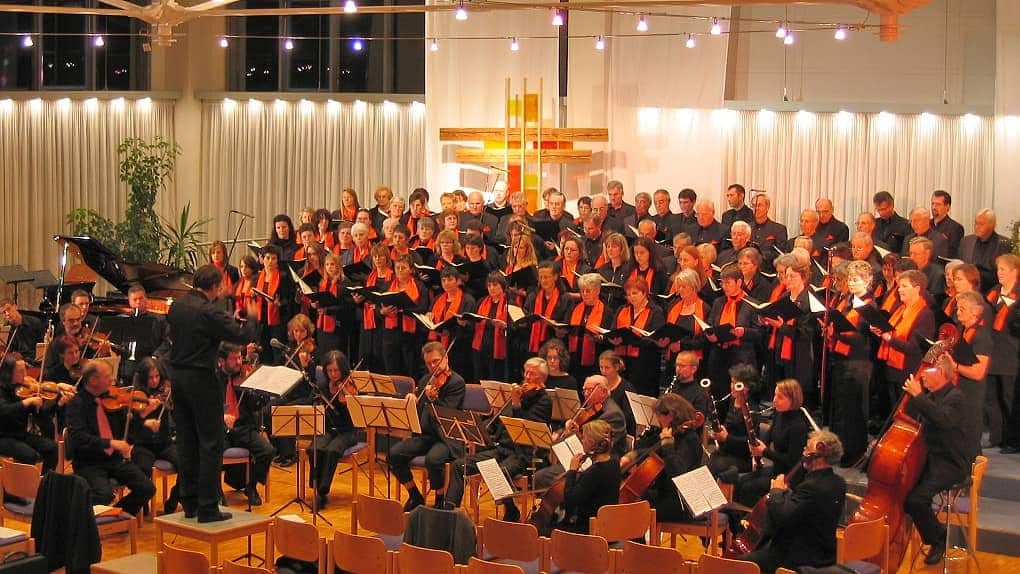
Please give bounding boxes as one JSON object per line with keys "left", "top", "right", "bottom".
{"left": 620, "top": 393, "right": 704, "bottom": 522}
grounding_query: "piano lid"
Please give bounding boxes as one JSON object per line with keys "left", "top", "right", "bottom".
{"left": 54, "top": 235, "right": 194, "bottom": 297}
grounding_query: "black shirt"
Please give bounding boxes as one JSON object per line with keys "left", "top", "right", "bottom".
{"left": 763, "top": 409, "right": 809, "bottom": 476}
{"left": 875, "top": 212, "right": 911, "bottom": 254}
{"left": 561, "top": 456, "right": 621, "bottom": 534}
{"left": 6, "top": 315, "right": 45, "bottom": 360}
{"left": 767, "top": 467, "right": 846, "bottom": 570}
{"left": 721, "top": 205, "right": 753, "bottom": 229}
{"left": 167, "top": 289, "right": 256, "bottom": 370}
{"left": 908, "top": 384, "right": 973, "bottom": 469}
{"left": 665, "top": 378, "right": 712, "bottom": 421}
{"left": 932, "top": 216, "right": 965, "bottom": 259}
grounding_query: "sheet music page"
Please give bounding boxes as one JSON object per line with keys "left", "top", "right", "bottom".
{"left": 477, "top": 458, "right": 515, "bottom": 500}
{"left": 507, "top": 304, "right": 526, "bottom": 323}
{"left": 808, "top": 292, "right": 826, "bottom": 313}
{"left": 480, "top": 380, "right": 514, "bottom": 410}
{"left": 288, "top": 266, "right": 314, "bottom": 295}
{"left": 625, "top": 391, "right": 656, "bottom": 429}
{"left": 552, "top": 434, "right": 592, "bottom": 471}
{"left": 240, "top": 365, "right": 304, "bottom": 396}
{"left": 672, "top": 465, "right": 727, "bottom": 517}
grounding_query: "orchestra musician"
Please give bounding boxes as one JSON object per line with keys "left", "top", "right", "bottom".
{"left": 65, "top": 360, "right": 156, "bottom": 516}
{"left": 902, "top": 355, "right": 975, "bottom": 565}
{"left": 664, "top": 351, "right": 711, "bottom": 420}
{"left": 46, "top": 335, "right": 84, "bottom": 386}
{"left": 128, "top": 358, "right": 179, "bottom": 514}
{"left": 219, "top": 342, "right": 275, "bottom": 508}
{"left": 1, "top": 299, "right": 46, "bottom": 361}
{"left": 445, "top": 357, "right": 553, "bottom": 520}
{"left": 387, "top": 341, "right": 466, "bottom": 511}
{"left": 554, "top": 419, "right": 621, "bottom": 534}
{"left": 538, "top": 339, "right": 578, "bottom": 398}
{"left": 0, "top": 355, "right": 63, "bottom": 473}
{"left": 108, "top": 285, "right": 170, "bottom": 384}
{"left": 597, "top": 351, "right": 637, "bottom": 438}
{"left": 709, "top": 364, "right": 760, "bottom": 479}
{"left": 620, "top": 393, "right": 705, "bottom": 522}
{"left": 44, "top": 303, "right": 91, "bottom": 372}
{"left": 306, "top": 350, "right": 358, "bottom": 509}
{"left": 735, "top": 430, "right": 847, "bottom": 574}
{"left": 166, "top": 265, "right": 258, "bottom": 523}
{"left": 267, "top": 313, "right": 318, "bottom": 467}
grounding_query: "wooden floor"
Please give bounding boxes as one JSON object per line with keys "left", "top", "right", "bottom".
{"left": 45, "top": 458, "right": 1020, "bottom": 573}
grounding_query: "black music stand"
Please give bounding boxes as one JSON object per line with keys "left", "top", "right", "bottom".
{"left": 546, "top": 388, "right": 581, "bottom": 424}
{"left": 351, "top": 371, "right": 398, "bottom": 396}
{"left": 346, "top": 394, "right": 422, "bottom": 500}
{"left": 434, "top": 406, "right": 492, "bottom": 509}
{"left": 269, "top": 405, "right": 330, "bottom": 525}
{"left": 0, "top": 266, "right": 33, "bottom": 304}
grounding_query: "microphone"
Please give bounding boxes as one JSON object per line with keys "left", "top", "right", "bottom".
{"left": 269, "top": 338, "right": 292, "bottom": 352}
{"left": 230, "top": 209, "right": 255, "bottom": 219}
{"left": 488, "top": 165, "right": 508, "bottom": 173}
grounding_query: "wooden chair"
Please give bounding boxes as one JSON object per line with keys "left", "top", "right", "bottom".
{"left": 396, "top": 542, "right": 457, "bottom": 574}
{"left": 222, "top": 446, "right": 270, "bottom": 502}
{"left": 221, "top": 559, "right": 273, "bottom": 574}
{"left": 271, "top": 516, "right": 327, "bottom": 573}
{"left": 837, "top": 517, "right": 889, "bottom": 574}
{"left": 589, "top": 501, "right": 657, "bottom": 547}
{"left": 467, "top": 556, "right": 525, "bottom": 574}
{"left": 150, "top": 458, "right": 176, "bottom": 518}
{"left": 615, "top": 540, "right": 691, "bottom": 574}
{"left": 157, "top": 542, "right": 215, "bottom": 574}
{"left": 354, "top": 493, "right": 407, "bottom": 551}
{"left": 657, "top": 509, "right": 728, "bottom": 555}
{"left": 0, "top": 530, "right": 34, "bottom": 555}
{"left": 477, "top": 517, "right": 544, "bottom": 574}
{"left": 697, "top": 553, "right": 760, "bottom": 574}
{"left": 938, "top": 454, "right": 988, "bottom": 556}
{"left": 0, "top": 460, "right": 40, "bottom": 527}
{"left": 330, "top": 529, "right": 392, "bottom": 574}
{"left": 547, "top": 529, "right": 612, "bottom": 574}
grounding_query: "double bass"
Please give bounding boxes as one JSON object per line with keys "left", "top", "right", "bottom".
{"left": 851, "top": 323, "right": 958, "bottom": 569}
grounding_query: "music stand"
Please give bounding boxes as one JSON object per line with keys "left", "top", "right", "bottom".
{"left": 625, "top": 391, "right": 657, "bottom": 436}
{"left": 347, "top": 394, "right": 422, "bottom": 497}
{"left": 269, "top": 405, "right": 330, "bottom": 525}
{"left": 433, "top": 406, "right": 492, "bottom": 509}
{"left": 350, "top": 371, "right": 397, "bottom": 396}
{"left": 479, "top": 380, "right": 515, "bottom": 412}
{"left": 496, "top": 416, "right": 555, "bottom": 504}
{"left": 546, "top": 388, "right": 581, "bottom": 423}
{"left": 0, "top": 265, "right": 33, "bottom": 304}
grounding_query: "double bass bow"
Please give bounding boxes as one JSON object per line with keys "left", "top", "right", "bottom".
{"left": 850, "top": 323, "right": 958, "bottom": 570}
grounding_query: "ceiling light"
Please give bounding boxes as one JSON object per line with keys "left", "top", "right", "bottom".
{"left": 510, "top": 37, "right": 519, "bottom": 52}
{"left": 344, "top": 0, "right": 357, "bottom": 14}
{"left": 93, "top": 35, "right": 105, "bottom": 48}
{"left": 685, "top": 34, "right": 695, "bottom": 49}
{"left": 552, "top": 10, "right": 563, "bottom": 27}
{"left": 783, "top": 33, "right": 794, "bottom": 45}
{"left": 219, "top": 37, "right": 229, "bottom": 48}
{"left": 455, "top": 2, "right": 468, "bottom": 21}
{"left": 594, "top": 36, "right": 605, "bottom": 51}
{"left": 834, "top": 26, "right": 848, "bottom": 41}
{"left": 710, "top": 18, "right": 722, "bottom": 36}
{"left": 430, "top": 38, "right": 439, "bottom": 52}
{"left": 283, "top": 38, "right": 294, "bottom": 51}
{"left": 776, "top": 24, "right": 788, "bottom": 39}
{"left": 636, "top": 16, "right": 648, "bottom": 32}
{"left": 21, "top": 35, "right": 33, "bottom": 48}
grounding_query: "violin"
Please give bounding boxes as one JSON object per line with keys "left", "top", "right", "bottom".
{"left": 100, "top": 386, "right": 149, "bottom": 412}
{"left": 15, "top": 377, "right": 76, "bottom": 401}
{"left": 418, "top": 337, "right": 456, "bottom": 402}
{"left": 619, "top": 412, "right": 705, "bottom": 504}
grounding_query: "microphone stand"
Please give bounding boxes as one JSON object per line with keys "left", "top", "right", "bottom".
{"left": 226, "top": 211, "right": 251, "bottom": 263}
{"left": 818, "top": 248, "right": 833, "bottom": 424}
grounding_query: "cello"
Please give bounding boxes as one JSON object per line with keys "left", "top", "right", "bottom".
{"left": 850, "top": 323, "right": 958, "bottom": 569}
{"left": 619, "top": 412, "right": 705, "bottom": 504}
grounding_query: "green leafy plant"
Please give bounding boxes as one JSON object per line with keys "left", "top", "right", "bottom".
{"left": 159, "top": 202, "right": 211, "bottom": 272}
{"left": 1012, "top": 219, "right": 1020, "bottom": 256}
{"left": 66, "top": 136, "right": 181, "bottom": 263}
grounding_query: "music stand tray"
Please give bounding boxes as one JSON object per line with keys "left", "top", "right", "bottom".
{"left": 433, "top": 406, "right": 492, "bottom": 452}
{"left": 499, "top": 416, "right": 553, "bottom": 452}
{"left": 625, "top": 391, "right": 657, "bottom": 435}
{"left": 351, "top": 371, "right": 398, "bottom": 396}
{"left": 546, "top": 388, "right": 581, "bottom": 422}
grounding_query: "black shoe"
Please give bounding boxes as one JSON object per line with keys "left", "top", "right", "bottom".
{"left": 277, "top": 456, "right": 296, "bottom": 468}
{"left": 184, "top": 510, "right": 197, "bottom": 519}
{"left": 403, "top": 492, "right": 425, "bottom": 512}
{"left": 246, "top": 487, "right": 262, "bottom": 506}
{"left": 924, "top": 543, "right": 946, "bottom": 565}
{"left": 502, "top": 503, "right": 521, "bottom": 523}
{"left": 198, "top": 511, "right": 233, "bottom": 523}
{"left": 317, "top": 493, "right": 329, "bottom": 509}
{"left": 1001, "top": 445, "right": 1020, "bottom": 454}
{"left": 164, "top": 489, "right": 180, "bottom": 515}
{"left": 433, "top": 495, "right": 446, "bottom": 509}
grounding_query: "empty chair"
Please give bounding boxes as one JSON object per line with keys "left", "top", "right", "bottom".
{"left": 589, "top": 501, "right": 656, "bottom": 548}
{"left": 467, "top": 556, "right": 526, "bottom": 574}
{"left": 355, "top": 494, "right": 406, "bottom": 551}
{"left": 616, "top": 541, "right": 690, "bottom": 574}
{"left": 158, "top": 542, "right": 214, "bottom": 574}
{"left": 698, "top": 553, "right": 760, "bottom": 574}
{"left": 0, "top": 461, "right": 39, "bottom": 527}
{"left": 838, "top": 517, "right": 889, "bottom": 574}
{"left": 271, "top": 516, "right": 326, "bottom": 573}
{"left": 463, "top": 384, "right": 492, "bottom": 413}
{"left": 397, "top": 542, "right": 456, "bottom": 574}
{"left": 221, "top": 560, "right": 273, "bottom": 574}
{"left": 547, "top": 529, "right": 611, "bottom": 574}
{"left": 478, "top": 518, "right": 543, "bottom": 574}
{"left": 330, "top": 529, "right": 391, "bottom": 574}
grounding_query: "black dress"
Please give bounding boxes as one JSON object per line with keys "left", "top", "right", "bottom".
{"left": 559, "top": 456, "right": 621, "bottom": 534}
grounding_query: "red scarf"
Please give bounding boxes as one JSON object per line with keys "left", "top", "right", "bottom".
{"left": 234, "top": 276, "right": 253, "bottom": 315}
{"left": 569, "top": 300, "right": 606, "bottom": 366}
{"left": 320, "top": 231, "right": 338, "bottom": 252}
{"left": 561, "top": 260, "right": 578, "bottom": 289}
{"left": 352, "top": 244, "right": 370, "bottom": 263}
{"left": 832, "top": 298, "right": 866, "bottom": 357}
{"left": 214, "top": 262, "right": 233, "bottom": 295}
{"left": 384, "top": 278, "right": 420, "bottom": 333}
{"left": 255, "top": 268, "right": 281, "bottom": 325}
{"left": 987, "top": 286, "right": 1017, "bottom": 332}
{"left": 528, "top": 288, "right": 561, "bottom": 352}
{"left": 316, "top": 276, "right": 340, "bottom": 333}
{"left": 362, "top": 268, "right": 392, "bottom": 330}
{"left": 719, "top": 297, "right": 739, "bottom": 326}
{"left": 341, "top": 207, "right": 357, "bottom": 222}
{"left": 472, "top": 296, "right": 508, "bottom": 359}
{"left": 666, "top": 298, "right": 705, "bottom": 359}
{"left": 429, "top": 289, "right": 464, "bottom": 345}
{"left": 615, "top": 303, "right": 652, "bottom": 358}
{"left": 629, "top": 266, "right": 656, "bottom": 292}
{"left": 877, "top": 297, "right": 926, "bottom": 370}
{"left": 943, "top": 296, "right": 957, "bottom": 320}
{"left": 225, "top": 378, "right": 240, "bottom": 419}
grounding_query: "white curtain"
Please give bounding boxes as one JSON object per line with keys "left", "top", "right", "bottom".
{"left": 723, "top": 109, "right": 995, "bottom": 232}
{"left": 0, "top": 97, "right": 176, "bottom": 272}
{"left": 199, "top": 98, "right": 425, "bottom": 244}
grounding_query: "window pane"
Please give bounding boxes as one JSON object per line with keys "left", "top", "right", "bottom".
{"left": 0, "top": 11, "right": 34, "bottom": 89}
{"left": 243, "top": 0, "right": 280, "bottom": 91}
{"left": 286, "top": 1, "right": 329, "bottom": 90}
{"left": 96, "top": 15, "right": 143, "bottom": 90}
{"left": 42, "top": 2, "right": 88, "bottom": 88}
{"left": 337, "top": 4, "right": 373, "bottom": 92}
{"left": 393, "top": 0, "right": 424, "bottom": 94}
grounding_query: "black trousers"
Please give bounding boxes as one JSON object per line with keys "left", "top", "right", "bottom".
{"left": 381, "top": 330, "right": 424, "bottom": 380}
{"left": 985, "top": 374, "right": 1014, "bottom": 446}
{"left": 830, "top": 358, "right": 871, "bottom": 462}
{"left": 957, "top": 378, "right": 985, "bottom": 455}
{"left": 904, "top": 456, "right": 968, "bottom": 546}
{"left": 388, "top": 435, "right": 460, "bottom": 490}
{"left": 445, "top": 448, "right": 530, "bottom": 507}
{"left": 75, "top": 458, "right": 155, "bottom": 516}
{"left": 171, "top": 365, "right": 226, "bottom": 516}
{"left": 0, "top": 433, "right": 58, "bottom": 473}
{"left": 306, "top": 429, "right": 358, "bottom": 494}
{"left": 224, "top": 425, "right": 276, "bottom": 489}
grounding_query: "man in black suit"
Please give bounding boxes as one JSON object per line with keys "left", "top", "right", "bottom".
{"left": 738, "top": 430, "right": 847, "bottom": 573}
{"left": 721, "top": 184, "right": 753, "bottom": 229}
{"left": 902, "top": 354, "right": 974, "bottom": 565}
{"left": 651, "top": 189, "right": 684, "bottom": 240}
{"left": 167, "top": 265, "right": 258, "bottom": 522}
{"left": 930, "top": 190, "right": 964, "bottom": 259}
{"left": 907, "top": 237, "right": 947, "bottom": 307}
{"left": 0, "top": 299, "right": 46, "bottom": 361}
{"left": 687, "top": 200, "right": 725, "bottom": 248}
{"left": 959, "top": 208, "right": 1011, "bottom": 291}
{"left": 750, "top": 194, "right": 788, "bottom": 272}
{"left": 65, "top": 360, "right": 155, "bottom": 516}
{"left": 873, "top": 191, "right": 912, "bottom": 254}
{"left": 387, "top": 341, "right": 466, "bottom": 511}
{"left": 605, "top": 180, "right": 637, "bottom": 229}
{"left": 815, "top": 198, "right": 850, "bottom": 246}
{"left": 462, "top": 191, "right": 499, "bottom": 243}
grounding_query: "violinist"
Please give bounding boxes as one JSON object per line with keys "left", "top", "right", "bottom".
{"left": 555, "top": 419, "right": 621, "bottom": 534}
{"left": 268, "top": 313, "right": 318, "bottom": 467}
{"left": 1, "top": 299, "right": 45, "bottom": 361}
{"left": 307, "top": 350, "right": 358, "bottom": 509}
{"left": 539, "top": 339, "right": 578, "bottom": 398}
{"left": 598, "top": 351, "right": 637, "bottom": 437}
{"left": 428, "top": 266, "right": 475, "bottom": 379}
{"left": 44, "top": 303, "right": 90, "bottom": 373}
{"left": 220, "top": 343, "right": 275, "bottom": 508}
{"left": 109, "top": 285, "right": 170, "bottom": 384}
{"left": 533, "top": 375, "right": 627, "bottom": 490}
{"left": 736, "top": 430, "right": 846, "bottom": 574}
{"left": 387, "top": 341, "right": 466, "bottom": 511}
{"left": 64, "top": 360, "right": 155, "bottom": 516}
{"left": 445, "top": 357, "right": 553, "bottom": 520}
{"left": 46, "top": 334, "right": 83, "bottom": 386}
{"left": 620, "top": 393, "right": 705, "bottom": 522}
{"left": 128, "top": 358, "right": 179, "bottom": 514}
{"left": 902, "top": 355, "right": 974, "bottom": 566}
{"left": 0, "top": 356, "right": 60, "bottom": 473}
{"left": 379, "top": 254, "right": 429, "bottom": 379}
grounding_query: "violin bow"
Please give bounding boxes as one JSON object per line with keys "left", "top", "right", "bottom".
{"left": 0, "top": 324, "right": 18, "bottom": 365}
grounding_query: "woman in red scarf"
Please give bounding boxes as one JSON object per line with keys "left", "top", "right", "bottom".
{"left": 471, "top": 271, "right": 510, "bottom": 382}
{"left": 993, "top": 254, "right": 1020, "bottom": 453}
{"left": 233, "top": 255, "right": 259, "bottom": 322}
{"left": 522, "top": 262, "right": 570, "bottom": 357}
{"left": 556, "top": 236, "right": 590, "bottom": 295}
{"left": 254, "top": 245, "right": 295, "bottom": 364}
{"left": 380, "top": 254, "right": 430, "bottom": 379}
{"left": 565, "top": 273, "right": 613, "bottom": 383}
{"left": 208, "top": 240, "right": 239, "bottom": 312}
{"left": 428, "top": 266, "right": 476, "bottom": 379}
{"left": 609, "top": 277, "right": 664, "bottom": 397}
{"left": 760, "top": 253, "right": 820, "bottom": 410}
{"left": 314, "top": 252, "right": 346, "bottom": 354}
{"left": 628, "top": 237, "right": 668, "bottom": 296}
{"left": 703, "top": 267, "right": 760, "bottom": 408}
{"left": 338, "top": 188, "right": 361, "bottom": 222}
{"left": 351, "top": 244, "right": 393, "bottom": 373}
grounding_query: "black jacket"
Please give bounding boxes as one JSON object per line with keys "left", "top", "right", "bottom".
{"left": 65, "top": 388, "right": 140, "bottom": 467}
{"left": 31, "top": 472, "right": 102, "bottom": 573}
{"left": 167, "top": 289, "right": 256, "bottom": 370}
{"left": 766, "top": 467, "right": 846, "bottom": 570}
{"left": 908, "top": 384, "right": 974, "bottom": 470}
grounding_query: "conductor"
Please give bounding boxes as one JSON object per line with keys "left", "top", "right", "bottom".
{"left": 167, "top": 265, "right": 258, "bottom": 522}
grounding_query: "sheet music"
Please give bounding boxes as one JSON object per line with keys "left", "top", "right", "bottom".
{"left": 552, "top": 434, "right": 592, "bottom": 472}
{"left": 477, "top": 458, "right": 515, "bottom": 500}
{"left": 239, "top": 365, "right": 304, "bottom": 397}
{"left": 625, "top": 391, "right": 657, "bottom": 430}
{"left": 507, "top": 304, "right": 526, "bottom": 323}
{"left": 692, "top": 313, "right": 711, "bottom": 331}
{"left": 672, "top": 465, "right": 727, "bottom": 518}
{"left": 547, "top": 388, "right": 581, "bottom": 421}
{"left": 808, "top": 292, "right": 826, "bottom": 313}
{"left": 480, "top": 380, "right": 515, "bottom": 411}
{"left": 413, "top": 312, "right": 439, "bottom": 330}
{"left": 289, "top": 266, "right": 314, "bottom": 295}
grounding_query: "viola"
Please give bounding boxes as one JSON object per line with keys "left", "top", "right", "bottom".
{"left": 850, "top": 323, "right": 958, "bottom": 570}
{"left": 619, "top": 412, "right": 705, "bottom": 504}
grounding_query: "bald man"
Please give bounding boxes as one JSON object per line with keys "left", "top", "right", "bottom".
{"left": 462, "top": 191, "right": 498, "bottom": 243}
{"left": 815, "top": 198, "right": 849, "bottom": 246}
{"left": 959, "top": 209, "right": 1011, "bottom": 291}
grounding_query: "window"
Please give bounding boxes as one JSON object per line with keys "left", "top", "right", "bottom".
{"left": 0, "top": 0, "right": 149, "bottom": 90}
{"left": 226, "top": 0, "right": 424, "bottom": 93}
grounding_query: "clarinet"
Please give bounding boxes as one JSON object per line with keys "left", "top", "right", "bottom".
{"left": 734, "top": 381, "right": 763, "bottom": 471}
{"left": 699, "top": 378, "right": 722, "bottom": 449}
